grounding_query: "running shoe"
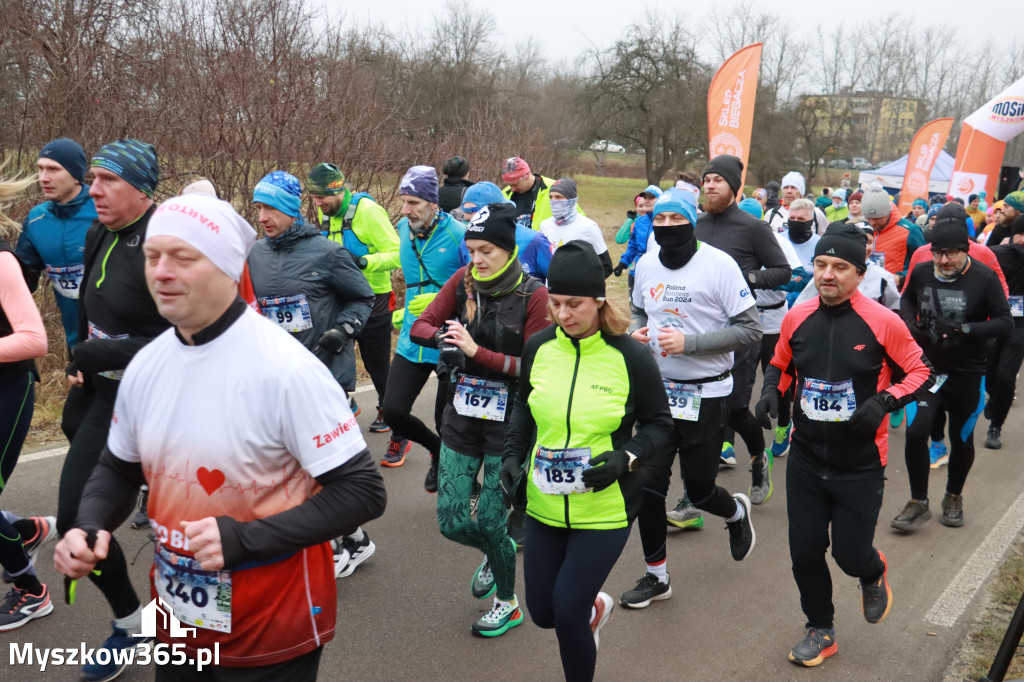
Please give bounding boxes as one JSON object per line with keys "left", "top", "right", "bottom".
{"left": 471, "top": 556, "right": 496, "bottom": 599}
{"left": 336, "top": 532, "right": 376, "bottom": 578}
{"left": 131, "top": 486, "right": 150, "bottom": 529}
{"left": 471, "top": 596, "right": 523, "bottom": 637}
{"left": 719, "top": 442, "right": 737, "bottom": 468}
{"left": 788, "top": 627, "right": 837, "bottom": 667}
{"left": 888, "top": 406, "right": 905, "bottom": 428}
{"left": 380, "top": 438, "right": 410, "bottom": 467}
{"left": 0, "top": 585, "right": 53, "bottom": 631}
{"left": 940, "top": 493, "right": 965, "bottom": 527}
{"left": 424, "top": 454, "right": 438, "bottom": 493}
{"left": 890, "top": 499, "right": 932, "bottom": 531}
{"left": 2, "top": 516, "right": 56, "bottom": 583}
{"left": 928, "top": 440, "right": 949, "bottom": 468}
{"left": 749, "top": 450, "right": 773, "bottom": 505}
{"left": 469, "top": 478, "right": 482, "bottom": 516}
{"left": 591, "top": 592, "right": 614, "bottom": 650}
{"left": 861, "top": 550, "right": 892, "bottom": 624}
{"left": 984, "top": 426, "right": 1002, "bottom": 450}
{"left": 666, "top": 496, "right": 704, "bottom": 529}
{"left": 331, "top": 540, "right": 352, "bottom": 579}
{"left": 726, "top": 493, "right": 755, "bottom": 561}
{"left": 349, "top": 396, "right": 360, "bottom": 417}
{"left": 369, "top": 408, "right": 391, "bottom": 433}
{"left": 80, "top": 623, "right": 152, "bottom": 682}
{"left": 620, "top": 573, "right": 672, "bottom": 609}
{"left": 770, "top": 423, "right": 792, "bottom": 457}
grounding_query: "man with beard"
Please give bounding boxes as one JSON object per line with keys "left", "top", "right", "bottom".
{"left": 985, "top": 191, "right": 1024, "bottom": 248}
{"left": 688, "top": 155, "right": 790, "bottom": 517}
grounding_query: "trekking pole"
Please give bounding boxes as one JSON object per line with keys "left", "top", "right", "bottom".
{"left": 980, "top": 590, "right": 1024, "bottom": 682}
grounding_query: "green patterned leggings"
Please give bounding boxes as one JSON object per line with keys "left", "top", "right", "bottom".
{"left": 437, "top": 444, "right": 516, "bottom": 600}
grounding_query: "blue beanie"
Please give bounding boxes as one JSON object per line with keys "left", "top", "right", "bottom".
{"left": 912, "top": 198, "right": 928, "bottom": 209}
{"left": 253, "top": 171, "right": 302, "bottom": 218}
{"left": 90, "top": 139, "right": 159, "bottom": 197}
{"left": 738, "top": 197, "right": 764, "bottom": 219}
{"left": 40, "top": 138, "right": 87, "bottom": 184}
{"left": 461, "top": 182, "right": 512, "bottom": 213}
{"left": 399, "top": 166, "right": 439, "bottom": 205}
{"left": 652, "top": 188, "right": 698, "bottom": 226}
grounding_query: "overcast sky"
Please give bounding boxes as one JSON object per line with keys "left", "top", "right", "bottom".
{"left": 324, "top": 0, "right": 1009, "bottom": 71}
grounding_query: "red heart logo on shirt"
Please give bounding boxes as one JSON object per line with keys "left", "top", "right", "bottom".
{"left": 650, "top": 284, "right": 665, "bottom": 302}
{"left": 197, "top": 467, "right": 225, "bottom": 495}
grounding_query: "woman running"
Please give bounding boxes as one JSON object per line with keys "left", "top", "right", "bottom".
{"left": 0, "top": 175, "right": 53, "bottom": 631}
{"left": 411, "top": 203, "right": 549, "bottom": 637}
{"left": 500, "top": 240, "right": 673, "bottom": 681}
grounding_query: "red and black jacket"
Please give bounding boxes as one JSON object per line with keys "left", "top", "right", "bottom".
{"left": 768, "top": 290, "right": 933, "bottom": 474}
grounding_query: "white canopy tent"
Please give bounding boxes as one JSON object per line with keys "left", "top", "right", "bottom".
{"left": 856, "top": 150, "right": 955, "bottom": 197}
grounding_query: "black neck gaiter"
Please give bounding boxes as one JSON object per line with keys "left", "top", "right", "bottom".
{"left": 654, "top": 224, "right": 698, "bottom": 269}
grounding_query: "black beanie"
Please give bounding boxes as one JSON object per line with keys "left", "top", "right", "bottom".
{"left": 930, "top": 219, "right": 970, "bottom": 251}
{"left": 464, "top": 202, "right": 518, "bottom": 253}
{"left": 442, "top": 156, "right": 469, "bottom": 178}
{"left": 936, "top": 201, "right": 969, "bottom": 223}
{"left": 702, "top": 155, "right": 743, "bottom": 194}
{"left": 547, "top": 240, "right": 605, "bottom": 298}
{"left": 814, "top": 222, "right": 868, "bottom": 270}
{"left": 40, "top": 138, "right": 87, "bottom": 184}
{"left": 1011, "top": 214, "right": 1024, "bottom": 238}
{"left": 550, "top": 177, "right": 578, "bottom": 199}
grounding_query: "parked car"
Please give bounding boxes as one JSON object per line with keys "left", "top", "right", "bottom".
{"left": 588, "top": 140, "right": 626, "bottom": 154}
{"left": 827, "top": 159, "right": 851, "bottom": 169}
{"left": 851, "top": 157, "right": 873, "bottom": 170}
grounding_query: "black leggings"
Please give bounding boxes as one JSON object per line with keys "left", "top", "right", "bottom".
{"left": 905, "top": 373, "right": 982, "bottom": 500}
{"left": 381, "top": 354, "right": 446, "bottom": 455}
{"left": 787, "top": 451, "right": 885, "bottom": 630}
{"left": 722, "top": 344, "right": 766, "bottom": 455}
{"left": 58, "top": 389, "right": 140, "bottom": 618}
{"left": 524, "top": 517, "right": 630, "bottom": 682}
{"left": 61, "top": 384, "right": 90, "bottom": 443}
{"left": 988, "top": 328, "right": 1024, "bottom": 429}
{"left": 355, "top": 308, "right": 393, "bottom": 409}
{"left": 636, "top": 397, "right": 737, "bottom": 564}
{"left": 0, "top": 373, "right": 34, "bottom": 581}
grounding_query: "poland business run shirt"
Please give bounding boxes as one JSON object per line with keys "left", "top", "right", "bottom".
{"left": 632, "top": 242, "right": 753, "bottom": 398}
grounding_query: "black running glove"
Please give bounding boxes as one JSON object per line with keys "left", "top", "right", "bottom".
{"left": 499, "top": 455, "right": 525, "bottom": 507}
{"left": 613, "top": 263, "right": 626, "bottom": 277}
{"left": 755, "top": 390, "right": 779, "bottom": 430}
{"left": 848, "top": 393, "right": 893, "bottom": 439}
{"left": 581, "top": 450, "right": 628, "bottom": 492}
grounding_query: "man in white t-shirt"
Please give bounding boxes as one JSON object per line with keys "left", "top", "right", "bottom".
{"left": 536, "top": 178, "right": 613, "bottom": 277}
{"left": 54, "top": 193, "right": 387, "bottom": 681}
{"left": 619, "top": 188, "right": 762, "bottom": 610}
{"left": 766, "top": 172, "right": 829, "bottom": 235}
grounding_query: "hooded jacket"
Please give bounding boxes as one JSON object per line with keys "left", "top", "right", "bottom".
{"left": 16, "top": 185, "right": 97, "bottom": 347}
{"left": 873, "top": 204, "right": 926, "bottom": 279}
{"left": 247, "top": 221, "right": 373, "bottom": 390}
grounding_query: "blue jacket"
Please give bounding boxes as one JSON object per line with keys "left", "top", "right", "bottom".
{"left": 16, "top": 186, "right": 97, "bottom": 348}
{"left": 619, "top": 213, "right": 653, "bottom": 271}
{"left": 458, "top": 223, "right": 552, "bottom": 280}
{"left": 398, "top": 212, "right": 466, "bottom": 364}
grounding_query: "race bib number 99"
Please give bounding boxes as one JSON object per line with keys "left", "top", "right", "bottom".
{"left": 259, "top": 294, "right": 313, "bottom": 333}
{"left": 800, "top": 377, "right": 857, "bottom": 422}
{"left": 532, "top": 447, "right": 590, "bottom": 495}
{"left": 155, "top": 544, "right": 232, "bottom": 633}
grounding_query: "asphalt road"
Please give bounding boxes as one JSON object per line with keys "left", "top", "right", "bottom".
{"left": 2, "top": 375, "right": 1022, "bottom": 681}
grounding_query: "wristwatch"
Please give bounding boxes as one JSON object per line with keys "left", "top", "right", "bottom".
{"left": 626, "top": 451, "right": 641, "bottom": 472}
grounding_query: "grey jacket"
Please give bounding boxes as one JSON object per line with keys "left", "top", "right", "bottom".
{"left": 247, "top": 220, "right": 373, "bottom": 390}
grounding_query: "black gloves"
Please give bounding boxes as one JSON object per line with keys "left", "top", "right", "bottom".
{"left": 933, "top": 317, "right": 963, "bottom": 339}
{"left": 627, "top": 210, "right": 637, "bottom": 220}
{"left": 755, "top": 389, "right": 779, "bottom": 430}
{"left": 848, "top": 393, "right": 892, "bottom": 439}
{"left": 581, "top": 450, "right": 628, "bottom": 492}
{"left": 316, "top": 328, "right": 349, "bottom": 355}
{"left": 499, "top": 456, "right": 525, "bottom": 507}
{"left": 613, "top": 263, "right": 626, "bottom": 277}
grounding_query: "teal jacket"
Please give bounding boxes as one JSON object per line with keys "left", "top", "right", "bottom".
{"left": 397, "top": 212, "right": 466, "bottom": 364}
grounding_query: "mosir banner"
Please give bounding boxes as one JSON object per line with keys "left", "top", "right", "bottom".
{"left": 952, "top": 74, "right": 1024, "bottom": 201}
